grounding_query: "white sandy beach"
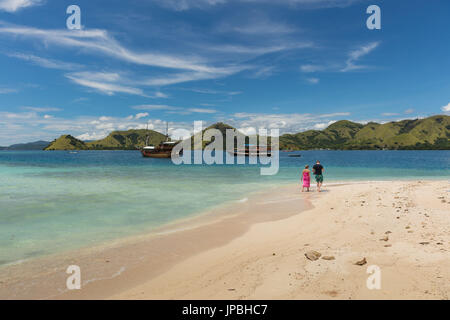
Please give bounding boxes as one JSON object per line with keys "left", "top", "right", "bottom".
{"left": 112, "top": 180, "right": 449, "bottom": 300}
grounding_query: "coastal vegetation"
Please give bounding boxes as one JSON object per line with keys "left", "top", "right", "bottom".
{"left": 28, "top": 115, "right": 450, "bottom": 151}
{"left": 44, "top": 130, "right": 166, "bottom": 151}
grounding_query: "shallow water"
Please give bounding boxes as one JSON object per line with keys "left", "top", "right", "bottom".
{"left": 0, "top": 150, "right": 449, "bottom": 265}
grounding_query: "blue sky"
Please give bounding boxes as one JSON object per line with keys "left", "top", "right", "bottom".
{"left": 0, "top": 0, "right": 449, "bottom": 145}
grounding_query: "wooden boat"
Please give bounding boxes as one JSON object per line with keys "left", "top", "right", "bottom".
{"left": 141, "top": 141, "right": 178, "bottom": 158}
{"left": 140, "top": 122, "right": 180, "bottom": 158}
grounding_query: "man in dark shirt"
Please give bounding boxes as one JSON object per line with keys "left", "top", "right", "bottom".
{"left": 312, "top": 160, "right": 324, "bottom": 192}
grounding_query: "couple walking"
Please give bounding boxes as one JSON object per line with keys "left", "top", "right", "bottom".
{"left": 301, "top": 160, "right": 324, "bottom": 192}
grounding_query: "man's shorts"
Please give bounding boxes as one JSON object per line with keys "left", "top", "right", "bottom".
{"left": 315, "top": 174, "right": 323, "bottom": 183}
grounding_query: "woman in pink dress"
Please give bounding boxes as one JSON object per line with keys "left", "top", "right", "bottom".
{"left": 301, "top": 165, "right": 311, "bottom": 192}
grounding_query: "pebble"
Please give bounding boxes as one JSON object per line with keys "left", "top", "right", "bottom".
{"left": 305, "top": 251, "right": 322, "bottom": 261}
{"left": 355, "top": 258, "right": 367, "bottom": 266}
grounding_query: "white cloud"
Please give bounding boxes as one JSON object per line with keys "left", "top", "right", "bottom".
{"left": 341, "top": 42, "right": 380, "bottom": 72}
{"left": 0, "top": 87, "right": 18, "bottom": 94}
{"left": 22, "top": 106, "right": 61, "bottom": 112}
{"left": 6, "top": 52, "right": 82, "bottom": 70}
{"left": 313, "top": 121, "right": 336, "bottom": 129}
{"left": 135, "top": 112, "right": 149, "bottom": 119}
{"left": 154, "top": 91, "right": 169, "bottom": 98}
{"left": 238, "top": 127, "right": 257, "bottom": 135}
{"left": 0, "top": 23, "right": 242, "bottom": 76}
{"left": 226, "top": 111, "right": 351, "bottom": 134}
{"left": 76, "top": 132, "right": 108, "bottom": 141}
{"left": 132, "top": 104, "right": 180, "bottom": 111}
{"left": 382, "top": 113, "right": 400, "bottom": 116}
{"left": 300, "top": 64, "right": 325, "bottom": 73}
{"left": 441, "top": 103, "right": 450, "bottom": 113}
{"left": 154, "top": 0, "right": 362, "bottom": 11}
{"left": 0, "top": 0, "right": 43, "bottom": 12}
{"left": 404, "top": 108, "right": 415, "bottom": 114}
{"left": 153, "top": 0, "right": 226, "bottom": 11}
{"left": 218, "top": 15, "right": 297, "bottom": 35}
{"left": 65, "top": 72, "right": 145, "bottom": 96}
{"left": 132, "top": 104, "right": 217, "bottom": 115}
{"left": 302, "top": 42, "right": 380, "bottom": 74}
{"left": 306, "top": 77, "right": 319, "bottom": 84}
{"left": 187, "top": 108, "right": 217, "bottom": 114}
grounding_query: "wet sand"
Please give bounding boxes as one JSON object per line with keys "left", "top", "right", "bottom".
{"left": 0, "top": 185, "right": 309, "bottom": 299}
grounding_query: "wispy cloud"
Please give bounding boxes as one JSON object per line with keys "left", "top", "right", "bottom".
{"left": 300, "top": 42, "right": 380, "bottom": 74}
{"left": 306, "top": 77, "right": 319, "bottom": 84}
{"left": 217, "top": 15, "right": 297, "bottom": 35}
{"left": 183, "top": 87, "right": 242, "bottom": 96}
{"left": 341, "top": 41, "right": 380, "bottom": 72}
{"left": 6, "top": 52, "right": 82, "bottom": 70}
{"left": 300, "top": 64, "right": 326, "bottom": 73}
{"left": 65, "top": 72, "right": 146, "bottom": 96}
{"left": 382, "top": 112, "right": 399, "bottom": 116}
{"left": 132, "top": 104, "right": 180, "bottom": 111}
{"left": 441, "top": 102, "right": 450, "bottom": 113}
{"left": 132, "top": 104, "right": 218, "bottom": 114}
{"left": 0, "top": 0, "right": 43, "bottom": 12}
{"left": 21, "top": 106, "right": 61, "bottom": 112}
{"left": 0, "top": 87, "right": 18, "bottom": 94}
{"left": 153, "top": 0, "right": 363, "bottom": 11}
{"left": 0, "top": 22, "right": 242, "bottom": 77}
{"left": 187, "top": 108, "right": 217, "bottom": 114}
{"left": 225, "top": 111, "right": 352, "bottom": 133}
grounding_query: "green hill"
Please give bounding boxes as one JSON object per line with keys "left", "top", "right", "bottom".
{"left": 44, "top": 115, "right": 449, "bottom": 151}
{"left": 44, "top": 135, "right": 87, "bottom": 150}
{"left": 86, "top": 129, "right": 166, "bottom": 150}
{"left": 45, "top": 129, "right": 167, "bottom": 150}
{"left": 279, "top": 115, "right": 450, "bottom": 150}
{"left": 190, "top": 122, "right": 248, "bottom": 150}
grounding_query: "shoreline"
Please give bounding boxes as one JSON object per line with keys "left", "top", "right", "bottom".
{"left": 0, "top": 179, "right": 448, "bottom": 299}
{"left": 0, "top": 183, "right": 311, "bottom": 299}
{"left": 112, "top": 179, "right": 449, "bottom": 300}
{"left": 0, "top": 178, "right": 442, "bottom": 270}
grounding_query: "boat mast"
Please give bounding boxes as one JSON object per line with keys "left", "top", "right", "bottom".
{"left": 165, "top": 122, "right": 169, "bottom": 141}
{"left": 145, "top": 122, "right": 150, "bottom": 146}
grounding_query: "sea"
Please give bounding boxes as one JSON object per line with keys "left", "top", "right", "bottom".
{"left": 0, "top": 150, "right": 449, "bottom": 266}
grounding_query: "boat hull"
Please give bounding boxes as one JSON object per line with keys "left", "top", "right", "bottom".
{"left": 141, "top": 150, "right": 173, "bottom": 158}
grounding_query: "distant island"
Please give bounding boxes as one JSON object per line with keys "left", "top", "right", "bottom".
{"left": 0, "top": 141, "right": 51, "bottom": 151}
{"left": 2, "top": 115, "right": 448, "bottom": 151}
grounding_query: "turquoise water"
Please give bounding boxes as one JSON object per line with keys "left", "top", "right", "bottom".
{"left": 0, "top": 150, "right": 449, "bottom": 266}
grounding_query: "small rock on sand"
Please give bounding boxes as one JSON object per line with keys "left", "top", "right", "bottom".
{"left": 322, "top": 256, "right": 335, "bottom": 261}
{"left": 305, "top": 251, "right": 322, "bottom": 261}
{"left": 380, "top": 236, "right": 389, "bottom": 241}
{"left": 355, "top": 258, "right": 367, "bottom": 266}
